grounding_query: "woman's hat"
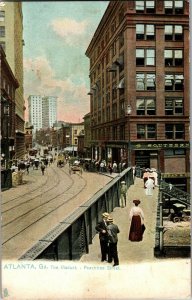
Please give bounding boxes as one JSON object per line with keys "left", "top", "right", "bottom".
{"left": 107, "top": 216, "right": 113, "bottom": 222}
{"left": 121, "top": 181, "right": 125, "bottom": 184}
{"left": 133, "top": 199, "right": 140, "bottom": 205}
{"left": 102, "top": 212, "right": 109, "bottom": 218}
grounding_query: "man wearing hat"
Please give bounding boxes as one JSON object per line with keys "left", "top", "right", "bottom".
{"left": 107, "top": 216, "right": 120, "bottom": 266}
{"left": 95, "top": 212, "right": 109, "bottom": 262}
{"left": 120, "top": 181, "right": 127, "bottom": 208}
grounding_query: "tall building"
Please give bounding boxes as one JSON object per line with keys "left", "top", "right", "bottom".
{"left": 28, "top": 95, "right": 57, "bottom": 131}
{"left": 86, "top": 1, "right": 189, "bottom": 191}
{"left": 42, "top": 96, "right": 57, "bottom": 129}
{"left": 28, "top": 95, "right": 43, "bottom": 132}
{"left": 0, "top": 2, "right": 25, "bottom": 159}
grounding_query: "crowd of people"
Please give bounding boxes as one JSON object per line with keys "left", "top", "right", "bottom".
{"left": 83, "top": 159, "right": 128, "bottom": 174}
{"left": 10, "top": 154, "right": 54, "bottom": 178}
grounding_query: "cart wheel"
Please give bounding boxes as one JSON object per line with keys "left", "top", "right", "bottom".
{"left": 173, "top": 217, "right": 180, "bottom": 223}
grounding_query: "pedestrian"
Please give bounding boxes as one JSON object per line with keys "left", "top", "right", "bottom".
{"left": 95, "top": 212, "right": 109, "bottom": 262}
{"left": 100, "top": 161, "right": 105, "bottom": 172}
{"left": 145, "top": 177, "right": 154, "bottom": 196}
{"left": 128, "top": 199, "right": 145, "bottom": 242}
{"left": 119, "top": 181, "right": 127, "bottom": 208}
{"left": 26, "top": 162, "right": 30, "bottom": 174}
{"left": 112, "top": 161, "right": 117, "bottom": 172}
{"left": 108, "top": 163, "right": 113, "bottom": 174}
{"left": 106, "top": 216, "right": 120, "bottom": 266}
{"left": 41, "top": 163, "right": 45, "bottom": 175}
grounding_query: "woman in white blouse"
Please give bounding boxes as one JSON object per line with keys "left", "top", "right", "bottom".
{"left": 128, "top": 199, "right": 145, "bottom": 242}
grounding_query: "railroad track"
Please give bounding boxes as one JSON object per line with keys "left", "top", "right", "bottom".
{"left": 2, "top": 163, "right": 87, "bottom": 245}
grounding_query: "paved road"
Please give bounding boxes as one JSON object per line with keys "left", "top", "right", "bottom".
{"left": 1, "top": 163, "right": 113, "bottom": 260}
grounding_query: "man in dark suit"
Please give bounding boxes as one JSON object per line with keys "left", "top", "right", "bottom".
{"left": 107, "top": 216, "right": 120, "bottom": 266}
{"left": 95, "top": 212, "right": 109, "bottom": 262}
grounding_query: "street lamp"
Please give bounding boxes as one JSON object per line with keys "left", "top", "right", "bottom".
{"left": 126, "top": 104, "right": 132, "bottom": 167}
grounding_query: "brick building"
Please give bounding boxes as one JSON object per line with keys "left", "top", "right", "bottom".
{"left": 85, "top": 0, "right": 189, "bottom": 191}
{"left": 1, "top": 46, "right": 19, "bottom": 166}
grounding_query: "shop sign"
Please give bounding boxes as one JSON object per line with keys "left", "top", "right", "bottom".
{"left": 133, "top": 142, "right": 190, "bottom": 149}
{"left": 162, "top": 173, "right": 190, "bottom": 178}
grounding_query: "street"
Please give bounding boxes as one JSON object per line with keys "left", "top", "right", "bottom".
{"left": 2, "top": 162, "right": 112, "bottom": 260}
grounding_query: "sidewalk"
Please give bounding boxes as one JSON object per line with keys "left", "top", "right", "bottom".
{"left": 81, "top": 177, "right": 159, "bottom": 263}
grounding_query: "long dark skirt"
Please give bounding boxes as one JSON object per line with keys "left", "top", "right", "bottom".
{"left": 129, "top": 215, "right": 143, "bottom": 242}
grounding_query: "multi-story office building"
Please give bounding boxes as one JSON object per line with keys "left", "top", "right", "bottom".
{"left": 86, "top": 1, "right": 189, "bottom": 191}
{"left": 28, "top": 95, "right": 43, "bottom": 132}
{"left": 28, "top": 95, "right": 57, "bottom": 131}
{"left": 42, "top": 96, "right": 57, "bottom": 129}
{"left": 0, "top": 2, "right": 25, "bottom": 159}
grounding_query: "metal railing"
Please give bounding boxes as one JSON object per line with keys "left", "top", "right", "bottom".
{"left": 19, "top": 167, "right": 134, "bottom": 260}
{"left": 160, "top": 180, "right": 190, "bottom": 207}
{"left": 155, "top": 179, "right": 190, "bottom": 257}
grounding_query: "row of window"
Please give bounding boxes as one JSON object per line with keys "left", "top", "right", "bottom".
{"left": 136, "top": 73, "right": 184, "bottom": 91}
{"left": 0, "top": 11, "right": 5, "bottom": 22}
{"left": 90, "top": 23, "right": 185, "bottom": 67}
{"left": 136, "top": 49, "right": 183, "bottom": 67}
{"left": 136, "top": 24, "right": 183, "bottom": 41}
{"left": 93, "top": 97, "right": 184, "bottom": 126}
{"left": 136, "top": 0, "right": 185, "bottom": 14}
{"left": 137, "top": 124, "right": 184, "bottom": 139}
{"left": 92, "top": 123, "right": 185, "bottom": 141}
{"left": 136, "top": 98, "right": 183, "bottom": 115}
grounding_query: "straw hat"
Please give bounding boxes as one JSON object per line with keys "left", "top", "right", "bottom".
{"left": 102, "top": 212, "right": 109, "bottom": 218}
{"left": 107, "top": 216, "right": 113, "bottom": 222}
{"left": 121, "top": 181, "right": 125, "bottom": 184}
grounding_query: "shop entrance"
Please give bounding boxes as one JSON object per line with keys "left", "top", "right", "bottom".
{"left": 135, "top": 150, "right": 150, "bottom": 168}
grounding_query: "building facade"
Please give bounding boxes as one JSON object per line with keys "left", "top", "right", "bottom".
{"left": 0, "top": 2, "right": 25, "bottom": 159}
{"left": 28, "top": 95, "right": 43, "bottom": 132}
{"left": 42, "top": 96, "right": 57, "bottom": 129}
{"left": 28, "top": 95, "right": 57, "bottom": 131}
{"left": 83, "top": 112, "right": 92, "bottom": 158}
{"left": 24, "top": 121, "right": 33, "bottom": 153}
{"left": 86, "top": 0, "right": 189, "bottom": 191}
{"left": 1, "top": 46, "right": 19, "bottom": 166}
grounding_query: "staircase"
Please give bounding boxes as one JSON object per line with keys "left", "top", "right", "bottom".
{"left": 160, "top": 180, "right": 190, "bottom": 208}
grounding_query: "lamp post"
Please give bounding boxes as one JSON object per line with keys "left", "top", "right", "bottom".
{"left": 126, "top": 104, "right": 132, "bottom": 167}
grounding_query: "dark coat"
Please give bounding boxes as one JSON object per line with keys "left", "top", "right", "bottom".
{"left": 95, "top": 220, "right": 108, "bottom": 241}
{"left": 107, "top": 223, "right": 120, "bottom": 243}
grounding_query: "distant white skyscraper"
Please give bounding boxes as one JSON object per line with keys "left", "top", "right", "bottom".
{"left": 42, "top": 96, "right": 57, "bottom": 128}
{"left": 28, "top": 95, "right": 57, "bottom": 131}
{"left": 28, "top": 95, "right": 43, "bottom": 131}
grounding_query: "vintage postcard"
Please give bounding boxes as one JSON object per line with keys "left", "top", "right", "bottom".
{"left": 0, "top": 1, "right": 191, "bottom": 299}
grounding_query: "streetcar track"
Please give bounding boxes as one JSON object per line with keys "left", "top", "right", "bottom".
{"left": 2, "top": 166, "right": 87, "bottom": 244}
{"left": 2, "top": 167, "right": 52, "bottom": 204}
{"left": 2, "top": 166, "right": 63, "bottom": 213}
{"left": 2, "top": 167, "right": 75, "bottom": 224}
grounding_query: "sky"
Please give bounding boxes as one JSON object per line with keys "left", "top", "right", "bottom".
{"left": 23, "top": 1, "right": 109, "bottom": 123}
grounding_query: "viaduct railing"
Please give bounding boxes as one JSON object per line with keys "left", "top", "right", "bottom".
{"left": 19, "top": 167, "right": 134, "bottom": 261}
